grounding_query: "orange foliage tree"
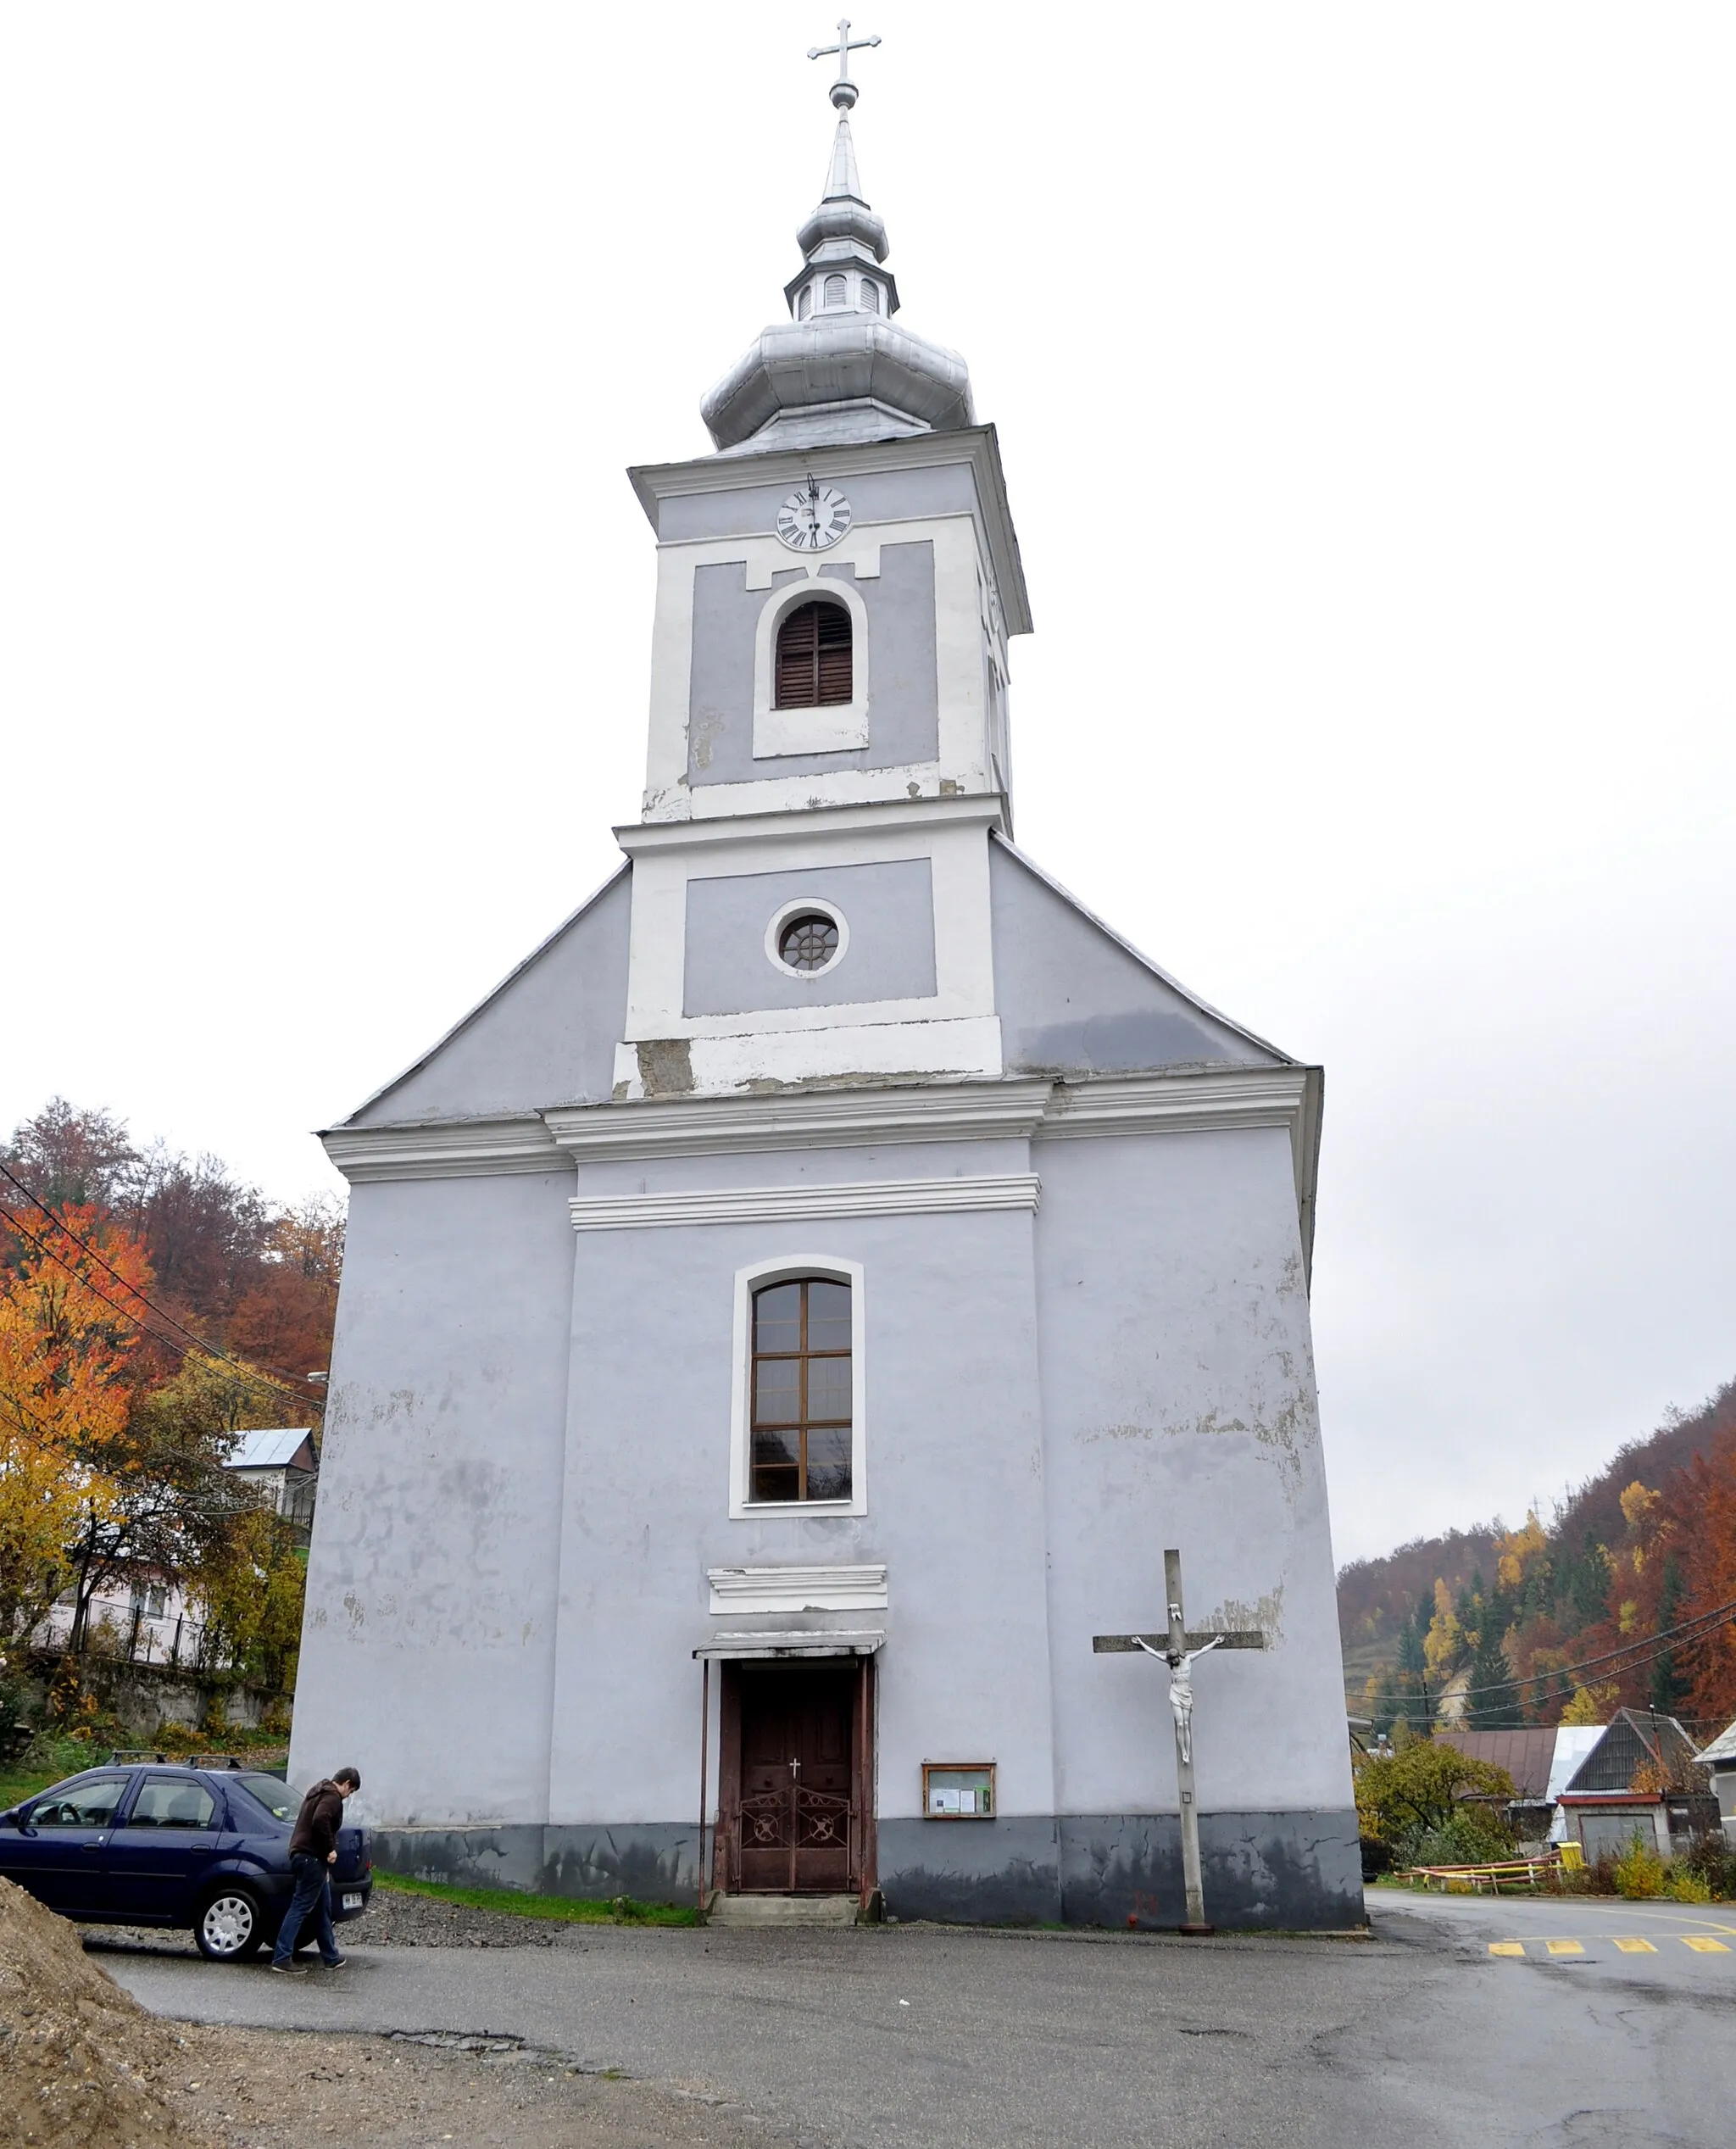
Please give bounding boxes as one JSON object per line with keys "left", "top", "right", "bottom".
{"left": 0, "top": 1206, "right": 149, "bottom": 1641}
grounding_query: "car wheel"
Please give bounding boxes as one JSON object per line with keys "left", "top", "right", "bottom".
{"left": 195, "top": 1887, "right": 264, "bottom": 1962}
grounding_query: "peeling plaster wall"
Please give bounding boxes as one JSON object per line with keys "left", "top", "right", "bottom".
{"left": 287, "top": 1172, "right": 578, "bottom": 1824}
{"left": 989, "top": 841, "right": 1278, "bottom": 1074}
{"left": 686, "top": 544, "right": 938, "bottom": 788}
{"left": 542, "top": 1199, "right": 1055, "bottom": 1834}
{"left": 1032, "top": 1127, "right": 1352, "bottom": 1819}
{"left": 348, "top": 871, "right": 632, "bottom": 1127}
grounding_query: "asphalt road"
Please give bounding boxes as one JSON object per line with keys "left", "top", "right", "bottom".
{"left": 99, "top": 1893, "right": 1736, "bottom": 2149}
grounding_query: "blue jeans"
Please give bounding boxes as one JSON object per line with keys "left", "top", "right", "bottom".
{"left": 272, "top": 1853, "right": 340, "bottom": 1966}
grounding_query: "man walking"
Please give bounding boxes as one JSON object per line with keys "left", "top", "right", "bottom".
{"left": 270, "top": 1766, "right": 361, "bottom": 1974}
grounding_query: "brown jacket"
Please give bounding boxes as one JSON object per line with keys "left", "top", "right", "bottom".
{"left": 288, "top": 1779, "right": 345, "bottom": 1862}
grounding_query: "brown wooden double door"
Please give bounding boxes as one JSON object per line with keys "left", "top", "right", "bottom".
{"left": 716, "top": 1660, "right": 874, "bottom": 1896}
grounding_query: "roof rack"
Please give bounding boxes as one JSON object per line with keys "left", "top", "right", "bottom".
{"left": 108, "top": 1750, "right": 250, "bottom": 1769}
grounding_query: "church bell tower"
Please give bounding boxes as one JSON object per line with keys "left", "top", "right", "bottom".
{"left": 613, "top": 28, "right": 1031, "bottom": 1101}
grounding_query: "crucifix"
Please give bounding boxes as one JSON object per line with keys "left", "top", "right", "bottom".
{"left": 1093, "top": 1548, "right": 1268, "bottom": 1934}
{"left": 808, "top": 19, "right": 881, "bottom": 109}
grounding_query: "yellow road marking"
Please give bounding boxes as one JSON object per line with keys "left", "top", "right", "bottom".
{"left": 1545, "top": 1940, "right": 1584, "bottom": 1956}
{"left": 1681, "top": 1937, "right": 1730, "bottom": 1954}
{"left": 1614, "top": 1938, "right": 1656, "bottom": 1954}
{"left": 1488, "top": 1941, "right": 1525, "bottom": 1957}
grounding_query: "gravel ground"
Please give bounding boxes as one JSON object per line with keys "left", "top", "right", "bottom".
{"left": 163, "top": 2024, "right": 806, "bottom": 2148}
{"left": 80, "top": 1885, "right": 615, "bottom": 1958}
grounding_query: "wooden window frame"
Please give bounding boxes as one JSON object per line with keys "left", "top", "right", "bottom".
{"left": 729, "top": 1256, "right": 866, "bottom": 1519}
{"left": 921, "top": 1762, "right": 997, "bottom": 1820}
{"left": 749, "top": 1276, "right": 852, "bottom": 1504}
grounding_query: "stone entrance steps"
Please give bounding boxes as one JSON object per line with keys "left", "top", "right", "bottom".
{"left": 705, "top": 1892, "right": 862, "bottom": 1928}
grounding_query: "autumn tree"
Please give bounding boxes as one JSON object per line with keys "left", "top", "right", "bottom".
{"left": 0, "top": 1205, "right": 149, "bottom": 1642}
{"left": 1354, "top": 1740, "right": 1517, "bottom": 1848}
{"left": 66, "top": 1351, "right": 302, "bottom": 1654}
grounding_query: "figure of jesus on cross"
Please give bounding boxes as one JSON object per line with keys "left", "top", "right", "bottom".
{"left": 1093, "top": 1548, "right": 1267, "bottom": 1933}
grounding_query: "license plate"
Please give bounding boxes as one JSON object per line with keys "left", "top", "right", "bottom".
{"left": 341, "top": 1892, "right": 364, "bottom": 1910}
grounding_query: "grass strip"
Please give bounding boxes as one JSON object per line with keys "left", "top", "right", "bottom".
{"left": 372, "top": 1870, "right": 698, "bottom": 1927}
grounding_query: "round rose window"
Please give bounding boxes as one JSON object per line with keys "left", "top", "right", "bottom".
{"left": 777, "top": 911, "right": 840, "bottom": 973}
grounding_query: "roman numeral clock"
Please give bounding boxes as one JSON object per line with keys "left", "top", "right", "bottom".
{"left": 776, "top": 480, "right": 853, "bottom": 551}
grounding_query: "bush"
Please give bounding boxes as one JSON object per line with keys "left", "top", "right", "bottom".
{"left": 1612, "top": 1834, "right": 1666, "bottom": 1899}
{"left": 1397, "top": 1806, "right": 1516, "bottom": 1870}
{"left": 1677, "top": 1830, "right": 1736, "bottom": 1901}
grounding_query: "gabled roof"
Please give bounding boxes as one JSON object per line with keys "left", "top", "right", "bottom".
{"left": 1436, "top": 1727, "right": 1559, "bottom": 1801}
{"left": 225, "top": 1427, "right": 317, "bottom": 1473}
{"left": 1562, "top": 1708, "right": 1705, "bottom": 1794}
{"left": 1698, "top": 1716, "right": 1736, "bottom": 1767}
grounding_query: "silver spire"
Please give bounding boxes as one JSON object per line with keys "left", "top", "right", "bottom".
{"left": 698, "top": 25, "right": 974, "bottom": 456}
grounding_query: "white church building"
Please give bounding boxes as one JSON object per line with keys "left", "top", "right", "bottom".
{"left": 291, "top": 39, "right": 1358, "bottom": 1929}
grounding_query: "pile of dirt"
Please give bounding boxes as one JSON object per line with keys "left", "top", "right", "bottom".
{"left": 0, "top": 1875, "right": 211, "bottom": 2149}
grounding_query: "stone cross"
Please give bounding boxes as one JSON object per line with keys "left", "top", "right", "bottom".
{"left": 1093, "top": 1548, "right": 1267, "bottom": 1933}
{"left": 809, "top": 19, "right": 881, "bottom": 109}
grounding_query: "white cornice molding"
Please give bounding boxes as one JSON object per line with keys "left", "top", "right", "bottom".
{"left": 569, "top": 1172, "right": 1039, "bottom": 1232}
{"left": 626, "top": 424, "right": 1032, "bottom": 636}
{"left": 614, "top": 793, "right": 1003, "bottom": 858}
{"left": 708, "top": 1565, "right": 888, "bottom": 1614}
{"left": 545, "top": 1078, "right": 1050, "bottom": 1164}
{"left": 321, "top": 1118, "right": 567, "bottom": 1184}
{"left": 1037, "top": 1068, "right": 1310, "bottom": 1140}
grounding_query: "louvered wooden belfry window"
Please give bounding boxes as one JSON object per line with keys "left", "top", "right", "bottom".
{"left": 774, "top": 600, "right": 853, "bottom": 710}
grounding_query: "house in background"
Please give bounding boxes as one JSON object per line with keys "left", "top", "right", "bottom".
{"left": 225, "top": 1426, "right": 320, "bottom": 1546}
{"left": 1696, "top": 1717, "right": 1736, "bottom": 1840}
{"left": 33, "top": 1426, "right": 320, "bottom": 1664}
{"left": 1555, "top": 1709, "right": 1717, "bottom": 1861}
{"left": 1435, "top": 1726, "right": 1559, "bottom": 1839}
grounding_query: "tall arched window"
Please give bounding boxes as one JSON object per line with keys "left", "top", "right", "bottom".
{"left": 823, "top": 272, "right": 847, "bottom": 306}
{"left": 797, "top": 285, "right": 813, "bottom": 320}
{"left": 860, "top": 279, "right": 880, "bottom": 314}
{"left": 751, "top": 1277, "right": 852, "bottom": 1502}
{"left": 774, "top": 599, "right": 852, "bottom": 709}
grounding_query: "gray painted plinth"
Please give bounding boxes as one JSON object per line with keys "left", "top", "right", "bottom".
{"left": 371, "top": 1825, "right": 700, "bottom": 1907}
{"left": 372, "top": 1809, "right": 1361, "bottom": 1928}
{"left": 877, "top": 1810, "right": 1361, "bottom": 1929}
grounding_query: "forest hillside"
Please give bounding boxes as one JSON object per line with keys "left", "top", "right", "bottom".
{"left": 1338, "top": 1379, "right": 1736, "bottom": 1739}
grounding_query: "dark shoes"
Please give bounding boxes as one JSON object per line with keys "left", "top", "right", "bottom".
{"left": 323, "top": 1954, "right": 348, "bottom": 1970}
{"left": 269, "top": 1961, "right": 309, "bottom": 1976}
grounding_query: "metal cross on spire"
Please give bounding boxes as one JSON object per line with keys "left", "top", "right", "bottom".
{"left": 809, "top": 18, "right": 881, "bottom": 110}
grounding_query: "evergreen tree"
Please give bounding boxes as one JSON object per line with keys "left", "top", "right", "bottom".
{"left": 1648, "top": 1554, "right": 1688, "bottom": 1716}
{"left": 1467, "top": 1594, "right": 1521, "bottom": 1728}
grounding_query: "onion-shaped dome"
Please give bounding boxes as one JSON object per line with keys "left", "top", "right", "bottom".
{"left": 701, "top": 109, "right": 975, "bottom": 456}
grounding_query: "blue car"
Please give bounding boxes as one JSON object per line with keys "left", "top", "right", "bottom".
{"left": 0, "top": 1762, "right": 373, "bottom": 1962}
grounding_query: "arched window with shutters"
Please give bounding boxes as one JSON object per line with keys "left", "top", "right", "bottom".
{"left": 823, "top": 272, "right": 847, "bottom": 307}
{"left": 860, "top": 279, "right": 879, "bottom": 314}
{"left": 797, "top": 285, "right": 813, "bottom": 320}
{"left": 774, "top": 598, "right": 852, "bottom": 710}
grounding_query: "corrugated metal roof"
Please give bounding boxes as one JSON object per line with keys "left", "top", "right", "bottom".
{"left": 1546, "top": 1726, "right": 1605, "bottom": 1799}
{"left": 225, "top": 1427, "right": 316, "bottom": 1472}
{"left": 1436, "top": 1728, "right": 1559, "bottom": 1799}
{"left": 1698, "top": 1715, "right": 1736, "bottom": 1767}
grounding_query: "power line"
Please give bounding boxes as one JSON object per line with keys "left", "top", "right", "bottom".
{"left": 1454, "top": 1596, "right": 1736, "bottom": 1701}
{"left": 0, "top": 1166, "right": 322, "bottom": 1411}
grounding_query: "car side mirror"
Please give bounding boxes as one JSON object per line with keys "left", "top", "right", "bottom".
{"left": 0, "top": 1807, "right": 22, "bottom": 1828}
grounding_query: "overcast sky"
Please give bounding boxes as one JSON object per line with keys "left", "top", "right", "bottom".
{"left": 3, "top": 5, "right": 1731, "bottom": 1566}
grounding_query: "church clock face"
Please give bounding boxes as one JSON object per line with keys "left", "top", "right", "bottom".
{"left": 776, "top": 482, "right": 852, "bottom": 552}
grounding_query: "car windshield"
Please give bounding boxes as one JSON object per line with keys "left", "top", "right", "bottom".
{"left": 232, "top": 1773, "right": 302, "bottom": 1823}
